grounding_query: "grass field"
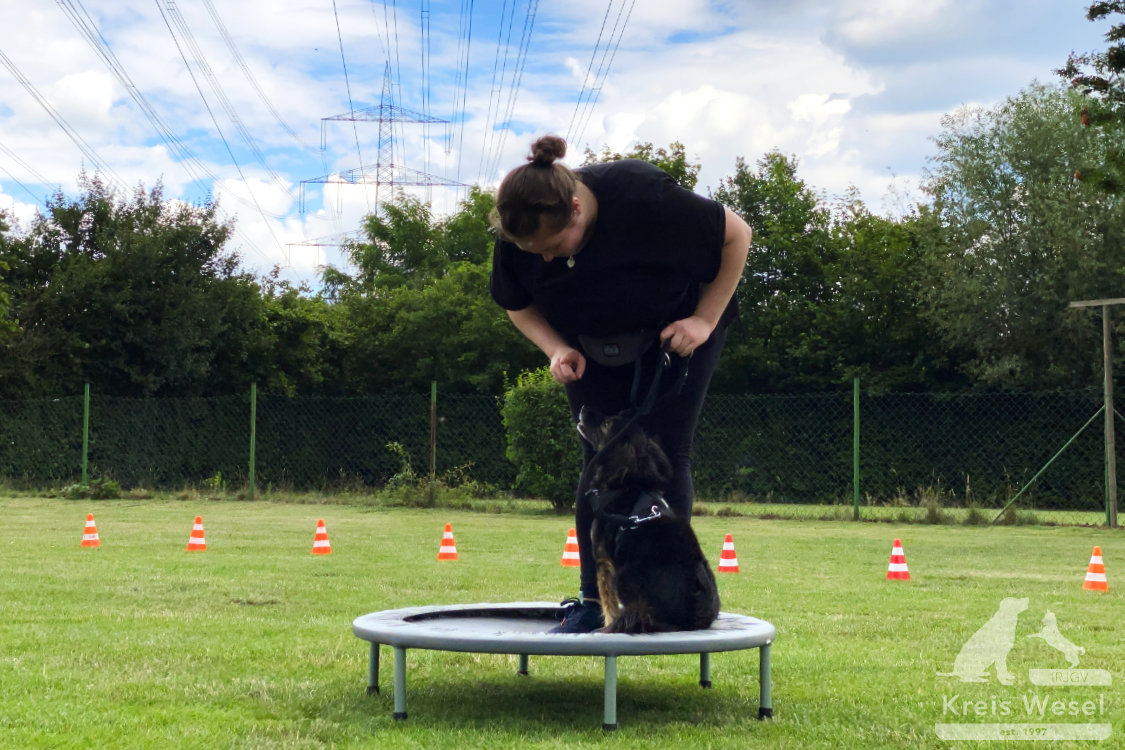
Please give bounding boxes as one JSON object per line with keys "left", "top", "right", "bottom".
{"left": 1, "top": 496, "right": 1121, "bottom": 749}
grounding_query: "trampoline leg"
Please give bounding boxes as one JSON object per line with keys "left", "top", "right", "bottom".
{"left": 518, "top": 654, "right": 529, "bottom": 676}
{"left": 758, "top": 643, "right": 773, "bottom": 720}
{"left": 603, "top": 656, "right": 618, "bottom": 731}
{"left": 699, "top": 652, "right": 712, "bottom": 688}
{"left": 393, "top": 647, "right": 407, "bottom": 720}
{"left": 367, "top": 643, "right": 380, "bottom": 695}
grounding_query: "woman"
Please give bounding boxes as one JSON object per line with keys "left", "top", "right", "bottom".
{"left": 490, "top": 135, "right": 752, "bottom": 632}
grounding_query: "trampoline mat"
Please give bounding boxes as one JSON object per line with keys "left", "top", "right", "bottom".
{"left": 353, "top": 602, "right": 776, "bottom": 656}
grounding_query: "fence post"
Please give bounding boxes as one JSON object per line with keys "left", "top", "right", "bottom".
{"left": 81, "top": 382, "right": 90, "bottom": 486}
{"left": 248, "top": 382, "right": 257, "bottom": 501}
{"left": 428, "top": 381, "right": 438, "bottom": 504}
{"left": 430, "top": 381, "right": 438, "bottom": 482}
{"left": 853, "top": 377, "right": 860, "bottom": 521}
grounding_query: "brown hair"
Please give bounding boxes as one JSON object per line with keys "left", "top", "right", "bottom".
{"left": 490, "top": 135, "right": 578, "bottom": 241}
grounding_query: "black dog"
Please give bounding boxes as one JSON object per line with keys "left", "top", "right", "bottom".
{"left": 578, "top": 406, "right": 720, "bottom": 633}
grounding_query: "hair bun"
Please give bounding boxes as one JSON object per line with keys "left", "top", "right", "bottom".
{"left": 528, "top": 135, "right": 567, "bottom": 166}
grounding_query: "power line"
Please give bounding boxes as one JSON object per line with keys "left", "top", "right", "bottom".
{"left": 566, "top": 0, "right": 637, "bottom": 149}
{"left": 54, "top": 0, "right": 273, "bottom": 261}
{"left": 56, "top": 0, "right": 214, "bottom": 189}
{"left": 331, "top": 0, "right": 371, "bottom": 212}
{"left": 477, "top": 0, "right": 517, "bottom": 183}
{"left": 159, "top": 0, "right": 293, "bottom": 196}
{"left": 486, "top": 0, "right": 538, "bottom": 180}
{"left": 0, "top": 146, "right": 51, "bottom": 206}
{"left": 0, "top": 139, "right": 56, "bottom": 193}
{"left": 200, "top": 0, "right": 316, "bottom": 153}
{"left": 0, "top": 46, "right": 127, "bottom": 190}
{"left": 154, "top": 0, "right": 286, "bottom": 263}
{"left": 421, "top": 0, "right": 431, "bottom": 195}
{"left": 449, "top": 0, "right": 475, "bottom": 186}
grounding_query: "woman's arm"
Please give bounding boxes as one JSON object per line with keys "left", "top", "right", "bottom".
{"left": 507, "top": 305, "right": 587, "bottom": 383}
{"left": 661, "top": 206, "right": 753, "bottom": 356}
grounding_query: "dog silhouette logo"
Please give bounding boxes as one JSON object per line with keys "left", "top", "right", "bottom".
{"left": 937, "top": 597, "right": 1028, "bottom": 685}
{"left": 1027, "top": 609, "right": 1085, "bottom": 667}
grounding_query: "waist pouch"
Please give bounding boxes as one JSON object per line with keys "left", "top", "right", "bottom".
{"left": 578, "top": 330, "right": 657, "bottom": 367}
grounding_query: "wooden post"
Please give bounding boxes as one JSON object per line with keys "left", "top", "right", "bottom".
{"left": 1103, "top": 306, "right": 1118, "bottom": 528}
{"left": 1070, "top": 298, "right": 1124, "bottom": 527}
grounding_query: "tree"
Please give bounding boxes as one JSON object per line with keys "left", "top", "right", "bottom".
{"left": 319, "top": 188, "right": 539, "bottom": 393}
{"left": 0, "top": 174, "right": 264, "bottom": 397}
{"left": 920, "top": 83, "right": 1125, "bottom": 389}
{"left": 257, "top": 269, "right": 346, "bottom": 396}
{"left": 1059, "top": 1, "right": 1125, "bottom": 191}
{"left": 0, "top": 210, "right": 15, "bottom": 342}
{"left": 824, "top": 193, "right": 959, "bottom": 391}
{"left": 337, "top": 262, "right": 539, "bottom": 393}
{"left": 322, "top": 193, "right": 445, "bottom": 297}
{"left": 582, "top": 141, "right": 701, "bottom": 190}
{"left": 709, "top": 153, "right": 951, "bottom": 392}
{"left": 711, "top": 151, "right": 838, "bottom": 391}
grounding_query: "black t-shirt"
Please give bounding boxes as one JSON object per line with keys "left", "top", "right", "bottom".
{"left": 489, "top": 159, "right": 733, "bottom": 340}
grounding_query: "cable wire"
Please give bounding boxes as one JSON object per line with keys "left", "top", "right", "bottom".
{"left": 0, "top": 46, "right": 126, "bottom": 190}
{"left": 200, "top": 0, "right": 316, "bottom": 152}
{"left": 154, "top": 0, "right": 286, "bottom": 263}
{"left": 331, "top": 0, "right": 371, "bottom": 211}
{"left": 566, "top": 0, "right": 636, "bottom": 149}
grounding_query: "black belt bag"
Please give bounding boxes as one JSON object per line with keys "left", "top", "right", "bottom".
{"left": 577, "top": 329, "right": 657, "bottom": 367}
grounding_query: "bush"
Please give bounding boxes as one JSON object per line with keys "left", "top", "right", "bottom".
{"left": 500, "top": 368, "right": 581, "bottom": 512}
{"left": 58, "top": 477, "right": 121, "bottom": 500}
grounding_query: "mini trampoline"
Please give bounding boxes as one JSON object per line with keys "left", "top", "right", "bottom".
{"left": 352, "top": 601, "right": 775, "bottom": 730}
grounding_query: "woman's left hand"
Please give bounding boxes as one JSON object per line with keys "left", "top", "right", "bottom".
{"left": 660, "top": 315, "right": 714, "bottom": 357}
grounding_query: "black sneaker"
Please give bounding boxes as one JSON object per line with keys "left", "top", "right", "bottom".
{"left": 549, "top": 598, "right": 603, "bottom": 634}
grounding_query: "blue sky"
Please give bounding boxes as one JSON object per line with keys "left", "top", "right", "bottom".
{"left": 0, "top": 1, "right": 1111, "bottom": 284}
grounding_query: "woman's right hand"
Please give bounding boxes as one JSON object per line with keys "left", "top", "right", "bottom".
{"left": 549, "top": 347, "right": 586, "bottom": 384}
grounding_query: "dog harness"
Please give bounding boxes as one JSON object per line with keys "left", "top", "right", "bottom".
{"left": 588, "top": 488, "right": 671, "bottom": 551}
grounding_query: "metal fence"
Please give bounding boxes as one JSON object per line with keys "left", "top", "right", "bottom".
{"left": 0, "top": 385, "right": 1117, "bottom": 523}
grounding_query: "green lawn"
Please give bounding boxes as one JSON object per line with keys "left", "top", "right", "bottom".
{"left": 1, "top": 497, "right": 1121, "bottom": 748}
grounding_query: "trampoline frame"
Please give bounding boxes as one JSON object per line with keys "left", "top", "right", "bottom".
{"left": 352, "top": 602, "right": 775, "bottom": 730}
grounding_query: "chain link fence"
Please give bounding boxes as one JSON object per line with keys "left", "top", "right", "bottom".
{"left": 0, "top": 386, "right": 1116, "bottom": 525}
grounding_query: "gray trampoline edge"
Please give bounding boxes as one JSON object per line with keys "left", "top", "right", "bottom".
{"left": 354, "top": 602, "right": 776, "bottom": 730}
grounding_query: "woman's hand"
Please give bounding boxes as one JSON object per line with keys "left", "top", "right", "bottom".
{"left": 660, "top": 316, "right": 714, "bottom": 357}
{"left": 550, "top": 347, "right": 587, "bottom": 383}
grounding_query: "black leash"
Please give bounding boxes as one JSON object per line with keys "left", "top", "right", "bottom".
{"left": 582, "top": 336, "right": 691, "bottom": 500}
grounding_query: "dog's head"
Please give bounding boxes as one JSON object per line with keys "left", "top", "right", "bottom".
{"left": 578, "top": 406, "right": 671, "bottom": 489}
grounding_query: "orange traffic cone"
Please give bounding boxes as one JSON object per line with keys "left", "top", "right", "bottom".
{"left": 80, "top": 513, "right": 101, "bottom": 548}
{"left": 437, "top": 523, "right": 458, "bottom": 560}
{"left": 561, "top": 528, "right": 580, "bottom": 567}
{"left": 186, "top": 516, "right": 207, "bottom": 551}
{"left": 718, "top": 533, "right": 739, "bottom": 573}
{"left": 887, "top": 538, "right": 910, "bottom": 580}
{"left": 312, "top": 519, "right": 332, "bottom": 555}
{"left": 1083, "top": 546, "right": 1108, "bottom": 591}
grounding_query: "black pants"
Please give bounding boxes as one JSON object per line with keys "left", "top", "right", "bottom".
{"left": 563, "top": 325, "right": 728, "bottom": 600}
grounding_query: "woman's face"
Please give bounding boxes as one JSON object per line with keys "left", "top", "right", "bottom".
{"left": 512, "top": 197, "right": 590, "bottom": 263}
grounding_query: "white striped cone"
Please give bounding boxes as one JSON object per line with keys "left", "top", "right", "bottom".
{"left": 437, "top": 523, "right": 458, "bottom": 560}
{"left": 718, "top": 533, "right": 739, "bottom": 573}
{"left": 1083, "top": 546, "right": 1107, "bottom": 591}
{"left": 561, "top": 528, "right": 580, "bottom": 567}
{"left": 312, "top": 519, "right": 332, "bottom": 555}
{"left": 186, "top": 516, "right": 206, "bottom": 551}
{"left": 886, "top": 538, "right": 909, "bottom": 580}
{"left": 80, "top": 513, "right": 101, "bottom": 548}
